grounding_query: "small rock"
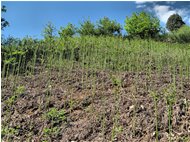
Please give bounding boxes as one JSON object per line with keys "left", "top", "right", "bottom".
{"left": 152, "top": 131, "right": 155, "bottom": 137}
{"left": 129, "top": 105, "right": 135, "bottom": 110}
{"left": 140, "top": 105, "right": 145, "bottom": 110}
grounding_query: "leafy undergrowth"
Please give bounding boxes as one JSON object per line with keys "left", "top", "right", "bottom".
{"left": 1, "top": 68, "right": 190, "bottom": 142}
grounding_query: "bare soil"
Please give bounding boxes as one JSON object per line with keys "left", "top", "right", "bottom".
{"left": 1, "top": 68, "right": 190, "bottom": 142}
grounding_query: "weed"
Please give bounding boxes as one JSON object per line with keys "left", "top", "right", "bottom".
{"left": 163, "top": 84, "right": 176, "bottom": 142}
{"left": 149, "top": 91, "right": 159, "bottom": 142}
{"left": 111, "top": 124, "right": 123, "bottom": 141}
{"left": 43, "top": 126, "right": 60, "bottom": 136}
{"left": 5, "top": 85, "right": 25, "bottom": 106}
{"left": 46, "top": 107, "right": 66, "bottom": 123}
{"left": 1, "top": 126, "right": 19, "bottom": 139}
{"left": 15, "top": 85, "right": 25, "bottom": 95}
{"left": 42, "top": 126, "right": 61, "bottom": 141}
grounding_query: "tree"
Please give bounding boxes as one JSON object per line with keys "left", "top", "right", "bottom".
{"left": 166, "top": 13, "right": 185, "bottom": 32}
{"left": 58, "top": 23, "right": 76, "bottom": 38}
{"left": 1, "top": 36, "right": 21, "bottom": 46}
{"left": 78, "top": 19, "right": 96, "bottom": 36}
{"left": 96, "top": 17, "right": 122, "bottom": 36}
{"left": 124, "top": 12, "right": 160, "bottom": 39}
{"left": 1, "top": 5, "right": 9, "bottom": 30}
{"left": 42, "top": 22, "right": 56, "bottom": 40}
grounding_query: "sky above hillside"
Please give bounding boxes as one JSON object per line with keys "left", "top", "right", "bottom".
{"left": 1, "top": 1, "right": 190, "bottom": 39}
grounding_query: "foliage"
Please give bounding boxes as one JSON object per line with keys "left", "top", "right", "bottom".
{"left": 153, "top": 27, "right": 168, "bottom": 42}
{"left": 20, "top": 36, "right": 39, "bottom": 46}
{"left": 166, "top": 13, "right": 185, "bottom": 32}
{"left": 15, "top": 85, "right": 25, "bottom": 95}
{"left": 1, "top": 126, "right": 18, "bottom": 138}
{"left": 58, "top": 23, "right": 76, "bottom": 38}
{"left": 78, "top": 19, "right": 96, "bottom": 36}
{"left": 1, "top": 36, "right": 190, "bottom": 78}
{"left": 1, "top": 36, "right": 21, "bottom": 46}
{"left": 2, "top": 36, "right": 190, "bottom": 141}
{"left": 124, "top": 12, "right": 160, "bottom": 39}
{"left": 1, "top": 5, "right": 9, "bottom": 30}
{"left": 78, "top": 17, "right": 122, "bottom": 36}
{"left": 6, "top": 95, "right": 17, "bottom": 106}
{"left": 2, "top": 9, "right": 190, "bottom": 141}
{"left": 43, "top": 22, "right": 56, "bottom": 40}
{"left": 96, "top": 17, "right": 122, "bottom": 36}
{"left": 167, "top": 25, "right": 190, "bottom": 43}
{"left": 46, "top": 108, "right": 66, "bottom": 122}
{"left": 43, "top": 127, "right": 60, "bottom": 136}
{"left": 5, "top": 85, "right": 25, "bottom": 106}
{"left": 1, "top": 37, "right": 41, "bottom": 76}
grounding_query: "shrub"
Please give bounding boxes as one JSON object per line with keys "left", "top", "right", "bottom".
{"left": 167, "top": 25, "right": 190, "bottom": 43}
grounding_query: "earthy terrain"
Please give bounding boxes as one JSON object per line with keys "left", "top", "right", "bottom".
{"left": 2, "top": 67, "right": 190, "bottom": 142}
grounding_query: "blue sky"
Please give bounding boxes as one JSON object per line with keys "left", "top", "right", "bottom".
{"left": 1, "top": 1, "right": 190, "bottom": 39}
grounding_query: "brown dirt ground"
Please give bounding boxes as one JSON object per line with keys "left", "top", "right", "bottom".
{"left": 1, "top": 68, "right": 190, "bottom": 142}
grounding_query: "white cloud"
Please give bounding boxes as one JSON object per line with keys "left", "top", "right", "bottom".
{"left": 135, "top": 2, "right": 190, "bottom": 25}
{"left": 153, "top": 5, "right": 175, "bottom": 23}
{"left": 153, "top": 5, "right": 190, "bottom": 24}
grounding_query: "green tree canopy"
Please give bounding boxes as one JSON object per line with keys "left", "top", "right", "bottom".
{"left": 1, "top": 5, "right": 9, "bottom": 30}
{"left": 166, "top": 13, "right": 185, "bottom": 32}
{"left": 96, "top": 17, "right": 122, "bottom": 36}
{"left": 78, "top": 19, "right": 96, "bottom": 36}
{"left": 124, "top": 12, "right": 160, "bottom": 39}
{"left": 42, "top": 22, "right": 56, "bottom": 40}
{"left": 58, "top": 23, "right": 76, "bottom": 38}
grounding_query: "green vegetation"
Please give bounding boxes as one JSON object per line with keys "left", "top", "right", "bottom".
{"left": 96, "top": 17, "right": 122, "bottom": 36}
{"left": 5, "top": 85, "right": 25, "bottom": 106}
{"left": 43, "top": 22, "right": 56, "bottom": 41}
{"left": 149, "top": 91, "right": 159, "bottom": 142}
{"left": 168, "top": 25, "right": 190, "bottom": 43}
{"left": 45, "top": 108, "right": 66, "bottom": 123}
{"left": 43, "top": 126, "right": 60, "bottom": 137}
{"left": 2, "top": 37, "right": 190, "bottom": 76}
{"left": 78, "top": 19, "right": 96, "bottom": 36}
{"left": 1, "top": 126, "right": 19, "bottom": 139}
{"left": 164, "top": 84, "right": 176, "bottom": 142}
{"left": 59, "top": 23, "right": 76, "bottom": 38}
{"left": 166, "top": 13, "right": 185, "bottom": 32}
{"left": 124, "top": 12, "right": 160, "bottom": 39}
{"left": 1, "top": 5, "right": 9, "bottom": 30}
{"left": 77, "top": 17, "right": 122, "bottom": 37}
{"left": 1, "top": 7, "right": 190, "bottom": 141}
